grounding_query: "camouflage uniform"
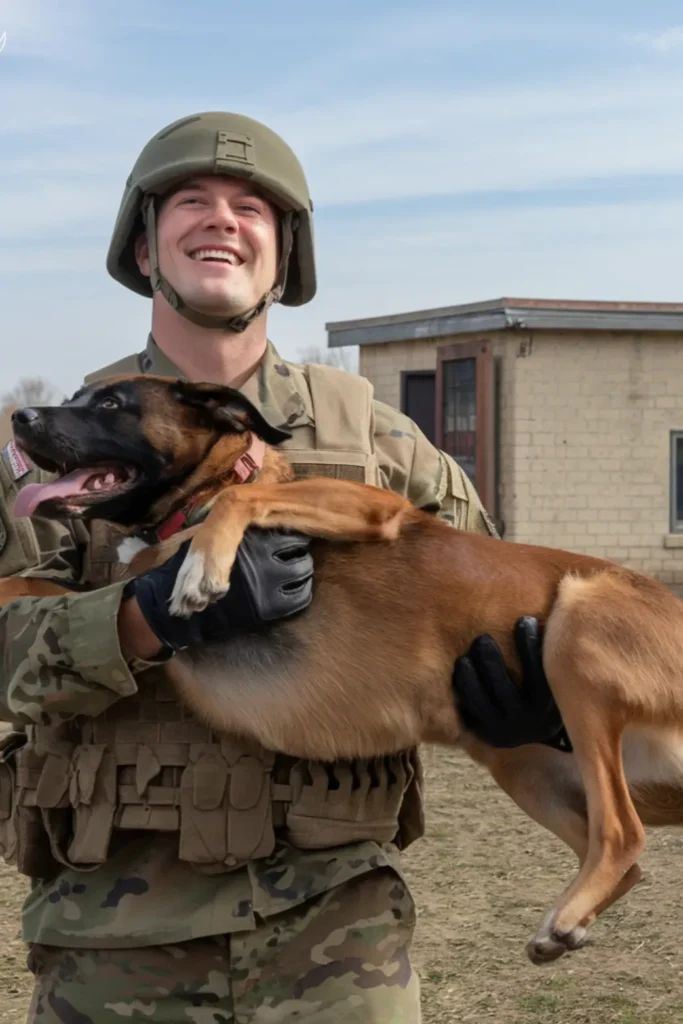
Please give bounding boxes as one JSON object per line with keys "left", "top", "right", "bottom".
{"left": 1, "top": 105, "right": 496, "bottom": 1020}
{"left": 0, "top": 335, "right": 493, "bottom": 1022}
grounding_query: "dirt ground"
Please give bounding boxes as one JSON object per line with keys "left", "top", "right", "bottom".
{"left": 2, "top": 746, "right": 683, "bottom": 1022}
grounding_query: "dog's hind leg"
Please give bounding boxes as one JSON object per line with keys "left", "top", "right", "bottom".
{"left": 519, "top": 570, "right": 677, "bottom": 963}
{"left": 465, "top": 737, "right": 643, "bottom": 964}
{"left": 525, "top": 707, "right": 644, "bottom": 964}
{"left": 465, "top": 738, "right": 590, "bottom": 865}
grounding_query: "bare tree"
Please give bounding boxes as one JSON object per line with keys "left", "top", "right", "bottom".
{"left": 298, "top": 345, "right": 358, "bottom": 374}
{"left": 1, "top": 376, "right": 64, "bottom": 410}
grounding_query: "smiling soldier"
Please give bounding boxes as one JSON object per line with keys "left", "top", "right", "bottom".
{"left": 0, "top": 111, "right": 562, "bottom": 1023}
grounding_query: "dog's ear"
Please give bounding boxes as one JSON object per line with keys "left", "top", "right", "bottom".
{"left": 171, "top": 381, "right": 292, "bottom": 445}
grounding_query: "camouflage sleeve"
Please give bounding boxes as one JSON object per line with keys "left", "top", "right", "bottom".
{"left": 372, "top": 400, "right": 498, "bottom": 536}
{"left": 0, "top": 582, "right": 140, "bottom": 725}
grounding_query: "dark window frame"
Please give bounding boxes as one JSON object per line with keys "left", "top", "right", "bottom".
{"left": 670, "top": 430, "right": 683, "bottom": 531}
{"left": 435, "top": 339, "right": 496, "bottom": 518}
{"left": 400, "top": 369, "right": 436, "bottom": 442}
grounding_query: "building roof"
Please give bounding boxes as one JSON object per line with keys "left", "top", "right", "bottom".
{"left": 326, "top": 297, "right": 683, "bottom": 348}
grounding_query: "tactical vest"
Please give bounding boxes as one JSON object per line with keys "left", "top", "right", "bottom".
{"left": 0, "top": 357, "right": 424, "bottom": 880}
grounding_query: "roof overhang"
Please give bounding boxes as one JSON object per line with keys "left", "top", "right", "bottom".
{"left": 326, "top": 298, "right": 683, "bottom": 348}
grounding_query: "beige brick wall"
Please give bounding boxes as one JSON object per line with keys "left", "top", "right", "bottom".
{"left": 507, "top": 329, "right": 683, "bottom": 589}
{"left": 360, "top": 337, "right": 440, "bottom": 410}
{"left": 359, "top": 329, "right": 683, "bottom": 590}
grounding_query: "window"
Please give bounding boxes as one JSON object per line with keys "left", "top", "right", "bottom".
{"left": 442, "top": 357, "right": 476, "bottom": 483}
{"left": 401, "top": 371, "right": 436, "bottom": 444}
{"left": 670, "top": 432, "right": 683, "bottom": 531}
{"left": 435, "top": 340, "right": 498, "bottom": 520}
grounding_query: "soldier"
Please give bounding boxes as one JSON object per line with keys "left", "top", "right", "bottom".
{"left": 0, "top": 111, "right": 563, "bottom": 1022}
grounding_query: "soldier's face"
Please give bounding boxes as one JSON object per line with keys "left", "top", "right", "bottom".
{"left": 136, "top": 175, "right": 280, "bottom": 318}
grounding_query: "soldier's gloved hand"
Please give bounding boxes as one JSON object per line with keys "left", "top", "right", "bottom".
{"left": 452, "top": 616, "right": 572, "bottom": 752}
{"left": 125, "top": 527, "right": 314, "bottom": 655}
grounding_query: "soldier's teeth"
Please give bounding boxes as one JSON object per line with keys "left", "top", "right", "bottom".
{"left": 191, "top": 249, "right": 236, "bottom": 263}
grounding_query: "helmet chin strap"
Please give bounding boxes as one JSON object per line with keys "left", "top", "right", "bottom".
{"left": 141, "top": 195, "right": 295, "bottom": 334}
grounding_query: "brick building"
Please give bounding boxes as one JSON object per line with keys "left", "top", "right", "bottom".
{"left": 326, "top": 298, "right": 683, "bottom": 592}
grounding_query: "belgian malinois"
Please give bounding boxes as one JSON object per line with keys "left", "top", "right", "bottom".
{"left": 5, "top": 374, "right": 683, "bottom": 966}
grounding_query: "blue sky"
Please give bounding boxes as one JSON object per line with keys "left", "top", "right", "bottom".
{"left": 2, "top": 0, "right": 683, "bottom": 396}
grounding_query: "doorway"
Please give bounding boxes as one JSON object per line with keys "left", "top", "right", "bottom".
{"left": 401, "top": 370, "right": 436, "bottom": 444}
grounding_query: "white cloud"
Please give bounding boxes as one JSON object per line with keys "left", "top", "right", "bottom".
{"left": 278, "top": 70, "right": 683, "bottom": 205}
{"left": 633, "top": 26, "right": 683, "bottom": 52}
{"left": 273, "top": 8, "right": 595, "bottom": 103}
{"left": 0, "top": 0, "right": 98, "bottom": 62}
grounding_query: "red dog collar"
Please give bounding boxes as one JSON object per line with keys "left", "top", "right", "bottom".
{"left": 155, "top": 435, "right": 266, "bottom": 541}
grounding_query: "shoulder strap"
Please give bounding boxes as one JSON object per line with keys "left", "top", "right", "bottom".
{"left": 305, "top": 364, "right": 375, "bottom": 454}
{"left": 84, "top": 353, "right": 143, "bottom": 385}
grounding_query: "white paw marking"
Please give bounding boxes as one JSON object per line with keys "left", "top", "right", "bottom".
{"left": 169, "top": 550, "right": 230, "bottom": 618}
{"left": 116, "top": 536, "right": 150, "bottom": 564}
{"left": 169, "top": 551, "right": 207, "bottom": 617}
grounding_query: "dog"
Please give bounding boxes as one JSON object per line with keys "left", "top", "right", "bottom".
{"left": 4, "top": 373, "right": 683, "bottom": 967}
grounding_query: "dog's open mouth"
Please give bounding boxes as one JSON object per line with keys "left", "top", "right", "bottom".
{"left": 13, "top": 463, "right": 139, "bottom": 518}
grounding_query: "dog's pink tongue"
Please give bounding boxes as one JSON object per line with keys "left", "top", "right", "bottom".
{"left": 12, "top": 469, "right": 96, "bottom": 519}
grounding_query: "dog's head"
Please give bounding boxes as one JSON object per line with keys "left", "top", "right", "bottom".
{"left": 10, "top": 375, "right": 291, "bottom": 526}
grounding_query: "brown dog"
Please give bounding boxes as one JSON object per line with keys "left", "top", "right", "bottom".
{"left": 5, "top": 373, "right": 683, "bottom": 966}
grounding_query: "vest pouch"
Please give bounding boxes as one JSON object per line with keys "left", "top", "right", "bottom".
{"left": 13, "top": 805, "right": 62, "bottom": 881}
{"left": 0, "top": 730, "right": 25, "bottom": 865}
{"left": 14, "top": 733, "right": 77, "bottom": 880}
{"left": 284, "top": 753, "right": 413, "bottom": 849}
{"left": 67, "top": 744, "right": 117, "bottom": 865}
{"left": 395, "top": 748, "right": 425, "bottom": 850}
{"left": 178, "top": 739, "right": 277, "bottom": 873}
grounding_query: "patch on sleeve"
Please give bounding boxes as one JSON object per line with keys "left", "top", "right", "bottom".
{"left": 2, "top": 441, "right": 32, "bottom": 481}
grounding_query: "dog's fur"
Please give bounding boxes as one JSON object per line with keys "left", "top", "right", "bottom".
{"left": 5, "top": 373, "right": 683, "bottom": 966}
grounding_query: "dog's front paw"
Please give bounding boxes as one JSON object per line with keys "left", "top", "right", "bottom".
{"left": 169, "top": 549, "right": 229, "bottom": 618}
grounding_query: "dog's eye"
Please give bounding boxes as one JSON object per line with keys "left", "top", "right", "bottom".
{"left": 98, "top": 397, "right": 120, "bottom": 410}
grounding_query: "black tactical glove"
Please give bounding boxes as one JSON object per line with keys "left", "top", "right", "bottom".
{"left": 126, "top": 527, "right": 314, "bottom": 655}
{"left": 452, "top": 616, "right": 572, "bottom": 751}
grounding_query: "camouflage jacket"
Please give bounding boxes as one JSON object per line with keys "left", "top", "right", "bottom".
{"left": 0, "top": 335, "right": 495, "bottom": 948}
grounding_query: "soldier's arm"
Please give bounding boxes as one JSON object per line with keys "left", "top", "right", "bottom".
{"left": 372, "top": 400, "right": 498, "bottom": 536}
{"left": 0, "top": 582, "right": 148, "bottom": 725}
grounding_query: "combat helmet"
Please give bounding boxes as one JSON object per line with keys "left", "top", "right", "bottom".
{"left": 106, "top": 111, "right": 316, "bottom": 332}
